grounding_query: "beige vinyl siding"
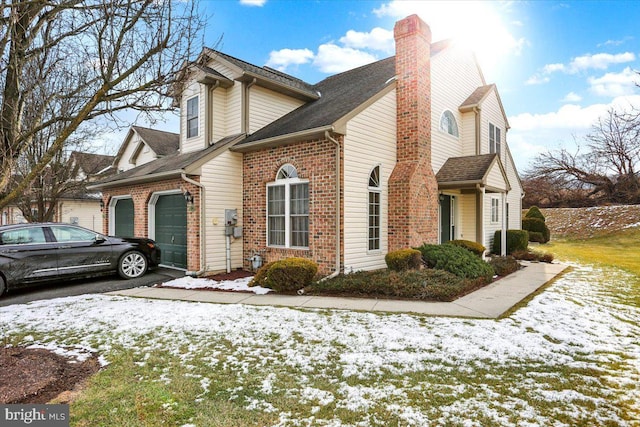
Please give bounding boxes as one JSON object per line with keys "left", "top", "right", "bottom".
{"left": 135, "top": 144, "right": 157, "bottom": 165}
{"left": 460, "top": 112, "right": 477, "bottom": 156}
{"left": 458, "top": 193, "right": 477, "bottom": 241}
{"left": 117, "top": 134, "right": 142, "bottom": 171}
{"left": 58, "top": 199, "right": 102, "bottom": 232}
{"left": 504, "top": 148, "right": 523, "bottom": 229}
{"left": 249, "top": 86, "right": 305, "bottom": 134}
{"left": 226, "top": 84, "right": 242, "bottom": 135}
{"left": 211, "top": 88, "right": 228, "bottom": 142}
{"left": 486, "top": 164, "right": 508, "bottom": 190}
{"left": 181, "top": 81, "right": 205, "bottom": 153}
{"left": 431, "top": 46, "right": 484, "bottom": 173}
{"left": 483, "top": 193, "right": 502, "bottom": 249}
{"left": 480, "top": 91, "right": 507, "bottom": 157}
{"left": 343, "top": 90, "right": 396, "bottom": 272}
{"left": 200, "top": 150, "right": 244, "bottom": 272}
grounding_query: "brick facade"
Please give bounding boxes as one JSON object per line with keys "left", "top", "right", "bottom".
{"left": 242, "top": 137, "right": 343, "bottom": 275}
{"left": 101, "top": 176, "right": 201, "bottom": 272}
{"left": 388, "top": 14, "right": 439, "bottom": 250}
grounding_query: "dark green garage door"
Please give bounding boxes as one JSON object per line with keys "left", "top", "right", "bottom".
{"left": 155, "top": 194, "right": 187, "bottom": 269}
{"left": 114, "top": 198, "right": 134, "bottom": 237}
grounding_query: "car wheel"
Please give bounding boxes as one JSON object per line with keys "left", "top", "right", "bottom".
{"left": 118, "top": 251, "right": 148, "bottom": 279}
{"left": 0, "top": 275, "right": 5, "bottom": 297}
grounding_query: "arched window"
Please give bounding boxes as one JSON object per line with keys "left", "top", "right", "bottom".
{"left": 267, "top": 164, "right": 309, "bottom": 248}
{"left": 440, "top": 110, "right": 459, "bottom": 137}
{"left": 368, "top": 166, "right": 381, "bottom": 251}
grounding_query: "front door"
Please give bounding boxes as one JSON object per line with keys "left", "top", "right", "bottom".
{"left": 154, "top": 194, "right": 187, "bottom": 269}
{"left": 440, "top": 195, "right": 455, "bottom": 243}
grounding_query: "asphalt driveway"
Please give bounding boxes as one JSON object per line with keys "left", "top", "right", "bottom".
{"left": 0, "top": 267, "right": 184, "bottom": 307}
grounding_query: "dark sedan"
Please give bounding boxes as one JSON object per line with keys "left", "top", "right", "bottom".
{"left": 0, "top": 223, "right": 161, "bottom": 296}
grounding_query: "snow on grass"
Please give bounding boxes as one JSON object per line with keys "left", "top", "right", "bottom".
{"left": 0, "top": 264, "right": 638, "bottom": 425}
{"left": 157, "top": 275, "right": 271, "bottom": 294}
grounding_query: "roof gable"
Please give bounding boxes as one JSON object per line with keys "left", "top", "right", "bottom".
{"left": 459, "top": 84, "right": 510, "bottom": 129}
{"left": 436, "top": 154, "right": 511, "bottom": 191}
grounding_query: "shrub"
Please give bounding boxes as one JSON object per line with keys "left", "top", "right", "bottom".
{"left": 522, "top": 217, "right": 551, "bottom": 243}
{"left": 512, "top": 250, "right": 555, "bottom": 263}
{"left": 248, "top": 261, "right": 275, "bottom": 288}
{"left": 445, "top": 239, "right": 486, "bottom": 257}
{"left": 250, "top": 258, "right": 318, "bottom": 292}
{"left": 414, "top": 243, "right": 494, "bottom": 283}
{"left": 489, "top": 256, "right": 520, "bottom": 276}
{"left": 385, "top": 248, "right": 423, "bottom": 272}
{"left": 525, "top": 205, "right": 546, "bottom": 222}
{"left": 307, "top": 268, "right": 471, "bottom": 302}
{"left": 527, "top": 231, "right": 545, "bottom": 243}
{"left": 492, "top": 229, "right": 529, "bottom": 255}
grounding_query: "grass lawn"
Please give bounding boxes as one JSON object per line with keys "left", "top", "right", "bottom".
{"left": 1, "top": 232, "right": 639, "bottom": 426}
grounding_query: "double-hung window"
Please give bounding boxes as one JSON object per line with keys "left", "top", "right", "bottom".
{"left": 186, "top": 96, "right": 199, "bottom": 138}
{"left": 267, "top": 164, "right": 309, "bottom": 248}
{"left": 491, "top": 197, "right": 500, "bottom": 223}
{"left": 489, "top": 123, "right": 501, "bottom": 156}
{"left": 368, "top": 166, "right": 381, "bottom": 251}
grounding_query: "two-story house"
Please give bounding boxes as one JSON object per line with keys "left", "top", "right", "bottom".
{"left": 92, "top": 15, "right": 523, "bottom": 276}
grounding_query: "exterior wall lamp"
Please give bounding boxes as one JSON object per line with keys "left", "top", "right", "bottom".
{"left": 99, "top": 199, "right": 105, "bottom": 211}
{"left": 184, "top": 190, "right": 194, "bottom": 205}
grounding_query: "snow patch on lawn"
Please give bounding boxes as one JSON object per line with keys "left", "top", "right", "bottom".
{"left": 158, "top": 275, "right": 271, "bottom": 294}
{"left": 0, "top": 264, "right": 638, "bottom": 425}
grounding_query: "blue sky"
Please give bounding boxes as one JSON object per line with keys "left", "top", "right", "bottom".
{"left": 117, "top": 0, "right": 640, "bottom": 173}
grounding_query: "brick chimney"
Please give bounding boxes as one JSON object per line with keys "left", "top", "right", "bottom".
{"left": 388, "top": 14, "right": 439, "bottom": 250}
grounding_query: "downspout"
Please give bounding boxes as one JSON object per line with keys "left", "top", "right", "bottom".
{"left": 242, "top": 78, "right": 257, "bottom": 134}
{"left": 473, "top": 106, "right": 481, "bottom": 155}
{"left": 206, "top": 81, "right": 220, "bottom": 146}
{"left": 501, "top": 191, "right": 507, "bottom": 256}
{"left": 182, "top": 173, "right": 206, "bottom": 277}
{"left": 323, "top": 130, "right": 341, "bottom": 281}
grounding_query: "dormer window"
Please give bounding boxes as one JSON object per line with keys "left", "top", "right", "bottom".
{"left": 440, "top": 110, "right": 459, "bottom": 137}
{"left": 186, "top": 96, "right": 199, "bottom": 138}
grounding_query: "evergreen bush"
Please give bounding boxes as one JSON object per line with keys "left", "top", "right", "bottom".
{"left": 492, "top": 229, "right": 529, "bottom": 254}
{"left": 250, "top": 258, "right": 318, "bottom": 292}
{"left": 414, "top": 243, "right": 494, "bottom": 283}
{"left": 522, "top": 217, "right": 551, "bottom": 243}
{"left": 385, "top": 249, "right": 423, "bottom": 271}
{"left": 445, "top": 239, "right": 486, "bottom": 257}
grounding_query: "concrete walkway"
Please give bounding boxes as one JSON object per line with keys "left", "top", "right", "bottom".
{"left": 108, "top": 261, "right": 568, "bottom": 319}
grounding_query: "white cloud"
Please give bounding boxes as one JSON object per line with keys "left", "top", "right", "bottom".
{"left": 588, "top": 67, "right": 639, "bottom": 97}
{"left": 265, "top": 48, "right": 314, "bottom": 72}
{"left": 339, "top": 27, "right": 394, "bottom": 54}
{"left": 312, "top": 44, "right": 378, "bottom": 74}
{"left": 507, "top": 95, "right": 640, "bottom": 170}
{"left": 239, "top": 0, "right": 266, "bottom": 6}
{"left": 562, "top": 92, "right": 582, "bottom": 102}
{"left": 525, "top": 75, "right": 550, "bottom": 85}
{"left": 542, "top": 63, "right": 565, "bottom": 74}
{"left": 597, "top": 36, "right": 633, "bottom": 47}
{"left": 568, "top": 52, "right": 635, "bottom": 73}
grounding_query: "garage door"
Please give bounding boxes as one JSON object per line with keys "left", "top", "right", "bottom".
{"left": 114, "top": 198, "right": 134, "bottom": 237}
{"left": 154, "top": 194, "right": 187, "bottom": 269}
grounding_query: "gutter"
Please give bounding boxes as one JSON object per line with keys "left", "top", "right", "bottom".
{"left": 231, "top": 126, "right": 334, "bottom": 153}
{"left": 321, "top": 130, "right": 341, "bottom": 281}
{"left": 87, "top": 169, "right": 184, "bottom": 190}
{"left": 182, "top": 173, "right": 207, "bottom": 277}
{"left": 473, "top": 106, "right": 481, "bottom": 155}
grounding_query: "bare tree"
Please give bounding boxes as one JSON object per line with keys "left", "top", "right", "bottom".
{"left": 527, "top": 107, "right": 640, "bottom": 205}
{"left": 0, "top": 0, "right": 205, "bottom": 209}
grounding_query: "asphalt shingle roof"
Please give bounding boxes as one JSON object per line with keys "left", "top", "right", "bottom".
{"left": 436, "top": 154, "right": 498, "bottom": 184}
{"left": 131, "top": 126, "right": 180, "bottom": 156}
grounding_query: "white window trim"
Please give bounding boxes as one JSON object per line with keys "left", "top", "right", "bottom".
{"left": 491, "top": 196, "right": 500, "bottom": 223}
{"left": 108, "top": 195, "right": 133, "bottom": 236}
{"left": 266, "top": 176, "right": 309, "bottom": 249}
{"left": 186, "top": 96, "right": 199, "bottom": 139}
{"left": 489, "top": 122, "right": 502, "bottom": 156}
{"left": 439, "top": 110, "right": 459, "bottom": 138}
{"left": 367, "top": 165, "right": 382, "bottom": 253}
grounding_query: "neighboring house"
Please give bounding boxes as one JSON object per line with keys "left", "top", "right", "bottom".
{"left": 91, "top": 15, "right": 523, "bottom": 275}
{"left": 1, "top": 151, "right": 114, "bottom": 232}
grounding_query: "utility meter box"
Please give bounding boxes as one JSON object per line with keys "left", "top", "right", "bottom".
{"left": 225, "top": 209, "right": 238, "bottom": 236}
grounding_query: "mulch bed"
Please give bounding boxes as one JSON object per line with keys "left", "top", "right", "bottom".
{"left": 0, "top": 347, "right": 101, "bottom": 404}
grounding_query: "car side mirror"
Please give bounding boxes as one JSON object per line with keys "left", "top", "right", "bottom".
{"left": 95, "top": 235, "right": 107, "bottom": 244}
